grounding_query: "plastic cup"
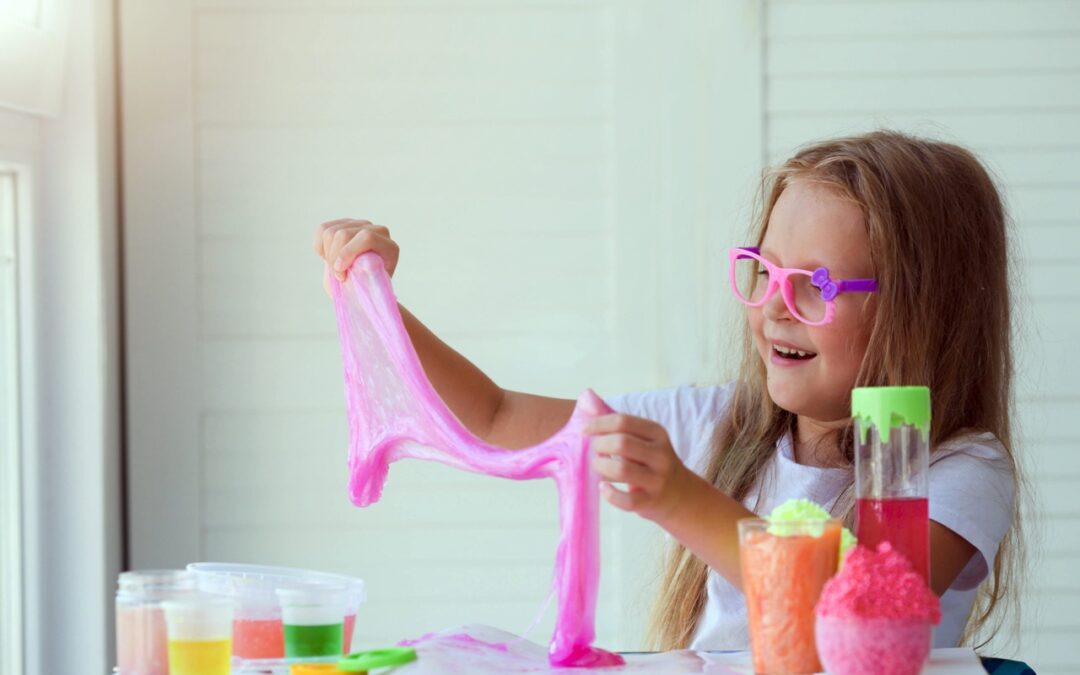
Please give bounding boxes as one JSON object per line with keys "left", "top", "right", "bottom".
{"left": 276, "top": 584, "right": 348, "bottom": 658}
{"left": 738, "top": 517, "right": 841, "bottom": 675}
{"left": 162, "top": 596, "right": 233, "bottom": 675}
{"left": 115, "top": 570, "right": 196, "bottom": 675}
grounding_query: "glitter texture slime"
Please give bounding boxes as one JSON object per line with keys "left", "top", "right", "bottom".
{"left": 738, "top": 517, "right": 841, "bottom": 674}
{"left": 815, "top": 541, "right": 941, "bottom": 675}
{"left": 329, "top": 253, "right": 623, "bottom": 668}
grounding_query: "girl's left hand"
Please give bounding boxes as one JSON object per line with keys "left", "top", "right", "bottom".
{"left": 584, "top": 413, "right": 695, "bottom": 522}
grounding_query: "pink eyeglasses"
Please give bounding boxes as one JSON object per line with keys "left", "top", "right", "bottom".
{"left": 728, "top": 246, "right": 878, "bottom": 326}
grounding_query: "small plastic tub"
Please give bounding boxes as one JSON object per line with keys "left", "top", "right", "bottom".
{"left": 162, "top": 595, "right": 234, "bottom": 675}
{"left": 187, "top": 563, "right": 366, "bottom": 657}
{"left": 277, "top": 584, "right": 349, "bottom": 657}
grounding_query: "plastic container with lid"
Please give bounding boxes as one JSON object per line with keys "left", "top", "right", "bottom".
{"left": 851, "top": 386, "right": 932, "bottom": 583}
{"left": 187, "top": 562, "right": 366, "bottom": 660}
{"left": 115, "top": 569, "right": 197, "bottom": 675}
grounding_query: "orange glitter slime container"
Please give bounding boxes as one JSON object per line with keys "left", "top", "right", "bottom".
{"left": 738, "top": 518, "right": 841, "bottom": 675}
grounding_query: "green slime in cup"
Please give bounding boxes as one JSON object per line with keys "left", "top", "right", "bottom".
{"left": 766, "top": 498, "right": 857, "bottom": 570}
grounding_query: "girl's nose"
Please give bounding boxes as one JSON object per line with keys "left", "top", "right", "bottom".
{"left": 762, "top": 286, "right": 795, "bottom": 322}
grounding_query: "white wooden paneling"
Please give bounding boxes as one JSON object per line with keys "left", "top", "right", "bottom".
{"left": 766, "top": 1, "right": 1080, "bottom": 672}
{"left": 124, "top": 0, "right": 760, "bottom": 651}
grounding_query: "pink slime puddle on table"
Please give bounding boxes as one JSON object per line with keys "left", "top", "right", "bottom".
{"left": 399, "top": 632, "right": 510, "bottom": 652}
{"left": 330, "top": 253, "right": 624, "bottom": 668}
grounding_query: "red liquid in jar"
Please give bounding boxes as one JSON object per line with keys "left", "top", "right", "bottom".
{"left": 233, "top": 617, "right": 285, "bottom": 659}
{"left": 343, "top": 613, "right": 356, "bottom": 653}
{"left": 855, "top": 497, "right": 930, "bottom": 583}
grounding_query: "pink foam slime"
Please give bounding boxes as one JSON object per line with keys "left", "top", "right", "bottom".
{"left": 330, "top": 253, "right": 623, "bottom": 668}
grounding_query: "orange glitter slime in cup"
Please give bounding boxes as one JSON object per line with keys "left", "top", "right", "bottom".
{"left": 738, "top": 518, "right": 841, "bottom": 674}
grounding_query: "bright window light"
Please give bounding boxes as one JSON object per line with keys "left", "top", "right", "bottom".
{"left": 0, "top": 0, "right": 40, "bottom": 26}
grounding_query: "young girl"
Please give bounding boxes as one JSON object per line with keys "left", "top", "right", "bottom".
{"left": 313, "top": 131, "right": 1021, "bottom": 652}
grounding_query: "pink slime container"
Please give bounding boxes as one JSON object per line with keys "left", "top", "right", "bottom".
{"left": 815, "top": 542, "right": 941, "bottom": 675}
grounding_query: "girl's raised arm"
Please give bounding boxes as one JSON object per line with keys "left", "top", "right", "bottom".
{"left": 315, "top": 218, "right": 575, "bottom": 448}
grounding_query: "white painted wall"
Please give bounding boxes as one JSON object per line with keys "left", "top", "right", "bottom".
{"left": 763, "top": 2, "right": 1080, "bottom": 672}
{"left": 121, "top": 0, "right": 759, "bottom": 652}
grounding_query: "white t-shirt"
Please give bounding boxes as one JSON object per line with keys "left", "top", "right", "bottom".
{"left": 603, "top": 382, "right": 1015, "bottom": 650}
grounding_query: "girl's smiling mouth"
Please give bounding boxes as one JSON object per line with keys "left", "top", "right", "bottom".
{"left": 768, "top": 339, "right": 818, "bottom": 364}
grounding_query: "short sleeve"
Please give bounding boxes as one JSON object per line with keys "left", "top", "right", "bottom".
{"left": 602, "top": 383, "right": 735, "bottom": 474}
{"left": 928, "top": 432, "right": 1016, "bottom": 591}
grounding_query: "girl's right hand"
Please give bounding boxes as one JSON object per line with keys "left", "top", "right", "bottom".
{"left": 313, "top": 218, "right": 400, "bottom": 292}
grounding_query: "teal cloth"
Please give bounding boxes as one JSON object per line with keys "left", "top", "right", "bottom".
{"left": 981, "top": 657, "right": 1036, "bottom": 674}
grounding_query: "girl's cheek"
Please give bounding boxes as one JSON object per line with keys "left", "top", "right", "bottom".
{"left": 747, "top": 308, "right": 764, "bottom": 339}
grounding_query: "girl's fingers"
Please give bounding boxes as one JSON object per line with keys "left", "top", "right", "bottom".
{"left": 600, "top": 482, "right": 644, "bottom": 512}
{"left": 312, "top": 218, "right": 353, "bottom": 256}
{"left": 315, "top": 219, "right": 374, "bottom": 260}
{"left": 327, "top": 228, "right": 355, "bottom": 266}
{"left": 582, "top": 413, "right": 662, "bottom": 441}
{"left": 335, "top": 227, "right": 399, "bottom": 277}
{"left": 589, "top": 432, "right": 656, "bottom": 468}
{"left": 592, "top": 455, "right": 659, "bottom": 493}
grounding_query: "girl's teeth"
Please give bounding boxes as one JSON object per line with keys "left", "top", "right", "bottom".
{"left": 774, "top": 344, "right": 813, "bottom": 358}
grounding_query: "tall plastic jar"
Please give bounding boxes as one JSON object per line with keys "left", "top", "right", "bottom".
{"left": 851, "top": 386, "right": 931, "bottom": 583}
{"left": 115, "top": 570, "right": 196, "bottom": 675}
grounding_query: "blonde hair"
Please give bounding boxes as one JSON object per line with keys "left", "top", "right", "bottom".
{"left": 647, "top": 130, "right": 1024, "bottom": 651}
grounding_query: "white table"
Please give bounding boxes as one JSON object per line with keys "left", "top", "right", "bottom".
{"left": 255, "top": 625, "right": 988, "bottom": 675}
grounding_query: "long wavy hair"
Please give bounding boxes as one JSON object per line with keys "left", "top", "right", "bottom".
{"left": 647, "top": 130, "right": 1025, "bottom": 652}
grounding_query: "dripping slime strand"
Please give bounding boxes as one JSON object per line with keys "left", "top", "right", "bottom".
{"left": 330, "top": 253, "right": 624, "bottom": 668}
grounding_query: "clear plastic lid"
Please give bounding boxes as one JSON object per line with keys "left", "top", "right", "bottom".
{"left": 187, "top": 563, "right": 366, "bottom": 619}
{"left": 116, "top": 569, "right": 197, "bottom": 603}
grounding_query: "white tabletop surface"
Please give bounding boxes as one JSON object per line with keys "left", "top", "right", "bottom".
{"left": 223, "top": 625, "right": 986, "bottom": 675}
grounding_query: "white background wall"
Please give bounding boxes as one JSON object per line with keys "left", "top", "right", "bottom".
{"left": 120, "top": 0, "right": 760, "bottom": 654}
{"left": 0, "top": 0, "right": 122, "bottom": 673}
{"left": 117, "top": 0, "right": 1077, "bottom": 673}
{"left": 760, "top": 3, "right": 1080, "bottom": 669}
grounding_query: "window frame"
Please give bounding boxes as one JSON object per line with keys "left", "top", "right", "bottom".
{"left": 0, "top": 162, "right": 36, "bottom": 673}
{"left": 0, "top": 163, "right": 28, "bottom": 675}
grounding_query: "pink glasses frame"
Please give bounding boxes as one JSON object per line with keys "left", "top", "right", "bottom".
{"left": 727, "top": 246, "right": 878, "bottom": 326}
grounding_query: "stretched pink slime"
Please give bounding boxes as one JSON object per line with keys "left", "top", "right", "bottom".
{"left": 330, "top": 253, "right": 624, "bottom": 668}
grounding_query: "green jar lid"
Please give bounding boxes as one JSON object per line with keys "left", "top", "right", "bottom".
{"left": 851, "top": 386, "right": 930, "bottom": 444}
